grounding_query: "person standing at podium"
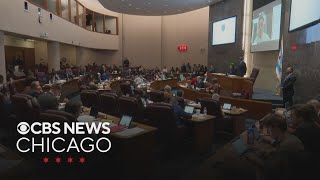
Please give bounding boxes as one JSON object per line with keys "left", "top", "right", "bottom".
{"left": 237, "top": 56, "right": 247, "bottom": 77}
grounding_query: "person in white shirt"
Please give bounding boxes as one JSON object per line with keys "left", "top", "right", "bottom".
{"left": 254, "top": 13, "right": 271, "bottom": 45}
{"left": 162, "top": 66, "right": 168, "bottom": 73}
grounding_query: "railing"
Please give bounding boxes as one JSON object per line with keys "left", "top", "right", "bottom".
{"left": 27, "top": 0, "right": 118, "bottom": 35}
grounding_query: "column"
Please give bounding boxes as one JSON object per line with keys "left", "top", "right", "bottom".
{"left": 47, "top": 41, "right": 60, "bottom": 71}
{"left": 0, "top": 31, "right": 6, "bottom": 82}
{"left": 76, "top": 46, "right": 86, "bottom": 66}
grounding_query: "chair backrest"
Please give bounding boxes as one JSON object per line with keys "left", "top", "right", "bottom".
{"left": 250, "top": 68, "right": 260, "bottom": 84}
{"left": 11, "top": 94, "right": 40, "bottom": 122}
{"left": 80, "top": 90, "right": 99, "bottom": 108}
{"left": 149, "top": 90, "right": 164, "bottom": 103}
{"left": 100, "top": 93, "right": 119, "bottom": 116}
{"left": 118, "top": 96, "right": 140, "bottom": 118}
{"left": 45, "top": 110, "right": 77, "bottom": 122}
{"left": 39, "top": 113, "right": 70, "bottom": 123}
{"left": 120, "top": 83, "right": 133, "bottom": 97}
{"left": 145, "top": 103, "right": 177, "bottom": 141}
{"left": 200, "top": 97, "right": 223, "bottom": 119}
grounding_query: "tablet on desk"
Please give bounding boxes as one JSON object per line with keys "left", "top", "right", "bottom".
{"left": 231, "top": 137, "right": 248, "bottom": 156}
{"left": 184, "top": 106, "right": 194, "bottom": 114}
{"left": 223, "top": 103, "right": 232, "bottom": 110}
{"left": 119, "top": 115, "right": 132, "bottom": 127}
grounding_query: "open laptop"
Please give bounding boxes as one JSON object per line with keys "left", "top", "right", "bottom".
{"left": 110, "top": 115, "right": 133, "bottom": 133}
{"left": 222, "top": 103, "right": 232, "bottom": 110}
{"left": 184, "top": 106, "right": 195, "bottom": 114}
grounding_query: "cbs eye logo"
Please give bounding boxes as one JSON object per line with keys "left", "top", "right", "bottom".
{"left": 17, "top": 122, "right": 30, "bottom": 135}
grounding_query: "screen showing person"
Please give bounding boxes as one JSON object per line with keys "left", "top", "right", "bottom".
{"left": 251, "top": 0, "right": 282, "bottom": 52}
{"left": 212, "top": 16, "right": 237, "bottom": 45}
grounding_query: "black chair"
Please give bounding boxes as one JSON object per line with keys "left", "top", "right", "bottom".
{"left": 100, "top": 93, "right": 119, "bottom": 117}
{"left": 118, "top": 96, "right": 142, "bottom": 120}
{"left": 200, "top": 98, "right": 233, "bottom": 137}
{"left": 149, "top": 90, "right": 164, "bottom": 103}
{"left": 11, "top": 94, "right": 40, "bottom": 123}
{"left": 80, "top": 90, "right": 99, "bottom": 108}
{"left": 144, "top": 103, "right": 187, "bottom": 147}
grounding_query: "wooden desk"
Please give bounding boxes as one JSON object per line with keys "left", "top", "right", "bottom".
{"left": 42, "top": 78, "right": 80, "bottom": 99}
{"left": 207, "top": 73, "right": 254, "bottom": 98}
{"left": 182, "top": 121, "right": 273, "bottom": 180}
{"left": 81, "top": 109, "right": 157, "bottom": 179}
{"left": 223, "top": 108, "right": 248, "bottom": 136}
{"left": 149, "top": 78, "right": 178, "bottom": 90}
{"left": 177, "top": 84, "right": 272, "bottom": 120}
{"left": 189, "top": 115, "right": 215, "bottom": 153}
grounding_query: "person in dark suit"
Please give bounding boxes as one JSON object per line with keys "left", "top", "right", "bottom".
{"left": 23, "top": 81, "right": 42, "bottom": 97}
{"left": 237, "top": 56, "right": 247, "bottom": 77}
{"left": 281, "top": 67, "right": 296, "bottom": 107}
{"left": 228, "top": 63, "right": 237, "bottom": 76}
{"left": 37, "top": 83, "right": 66, "bottom": 112}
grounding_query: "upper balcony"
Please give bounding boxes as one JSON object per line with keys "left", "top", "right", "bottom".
{"left": 0, "top": 0, "right": 120, "bottom": 50}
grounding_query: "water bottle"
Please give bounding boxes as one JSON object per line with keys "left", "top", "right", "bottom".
{"left": 247, "top": 128, "right": 254, "bottom": 144}
{"left": 203, "top": 107, "right": 207, "bottom": 116}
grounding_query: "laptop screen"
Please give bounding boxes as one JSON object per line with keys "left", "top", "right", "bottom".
{"left": 119, "top": 115, "right": 132, "bottom": 127}
{"left": 184, "top": 106, "right": 194, "bottom": 114}
{"left": 223, "top": 103, "right": 232, "bottom": 110}
{"left": 232, "top": 137, "right": 248, "bottom": 156}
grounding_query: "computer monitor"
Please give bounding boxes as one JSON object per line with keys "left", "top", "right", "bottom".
{"left": 223, "top": 103, "right": 232, "bottom": 110}
{"left": 184, "top": 106, "right": 194, "bottom": 114}
{"left": 119, "top": 115, "right": 132, "bottom": 127}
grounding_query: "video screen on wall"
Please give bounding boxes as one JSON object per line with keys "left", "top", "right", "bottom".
{"left": 289, "top": 0, "right": 320, "bottom": 32}
{"left": 251, "top": 0, "right": 282, "bottom": 52}
{"left": 212, "top": 16, "right": 237, "bottom": 46}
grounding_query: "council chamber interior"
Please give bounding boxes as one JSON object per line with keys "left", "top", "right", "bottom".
{"left": 0, "top": 0, "right": 319, "bottom": 180}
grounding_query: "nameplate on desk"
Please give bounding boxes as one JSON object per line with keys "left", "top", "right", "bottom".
{"left": 115, "top": 127, "right": 144, "bottom": 137}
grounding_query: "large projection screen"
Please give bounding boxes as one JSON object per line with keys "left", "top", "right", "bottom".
{"left": 289, "top": 0, "right": 320, "bottom": 32}
{"left": 212, "top": 16, "right": 237, "bottom": 46}
{"left": 251, "top": 0, "right": 282, "bottom": 52}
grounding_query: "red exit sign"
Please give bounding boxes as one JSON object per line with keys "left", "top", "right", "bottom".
{"left": 178, "top": 45, "right": 188, "bottom": 51}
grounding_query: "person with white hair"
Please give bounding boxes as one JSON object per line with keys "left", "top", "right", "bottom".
{"left": 13, "top": 65, "right": 26, "bottom": 78}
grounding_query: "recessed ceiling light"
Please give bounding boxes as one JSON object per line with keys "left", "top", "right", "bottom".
{"left": 128, "top": 4, "right": 132, "bottom": 6}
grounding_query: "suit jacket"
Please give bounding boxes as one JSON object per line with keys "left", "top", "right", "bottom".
{"left": 237, "top": 61, "right": 247, "bottom": 77}
{"left": 282, "top": 74, "right": 296, "bottom": 97}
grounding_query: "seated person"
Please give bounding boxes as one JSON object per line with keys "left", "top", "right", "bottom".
{"left": 228, "top": 63, "right": 237, "bottom": 75}
{"left": 13, "top": 65, "right": 26, "bottom": 78}
{"left": 289, "top": 104, "right": 320, "bottom": 153}
{"left": 195, "top": 76, "right": 205, "bottom": 89}
{"left": 88, "top": 82, "right": 98, "bottom": 90}
{"left": 173, "top": 103, "right": 192, "bottom": 126}
{"left": 176, "top": 90, "right": 186, "bottom": 108}
{"left": 65, "top": 67, "right": 73, "bottom": 79}
{"left": 245, "top": 114, "right": 304, "bottom": 180}
{"left": 206, "top": 78, "right": 221, "bottom": 94}
{"left": 65, "top": 101, "right": 82, "bottom": 118}
{"left": 38, "top": 83, "right": 67, "bottom": 112}
{"left": 163, "top": 85, "right": 175, "bottom": 104}
{"left": 212, "top": 93, "right": 227, "bottom": 119}
{"left": 307, "top": 99, "right": 320, "bottom": 119}
{"left": 23, "top": 81, "right": 43, "bottom": 97}
{"left": 190, "top": 75, "right": 197, "bottom": 87}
